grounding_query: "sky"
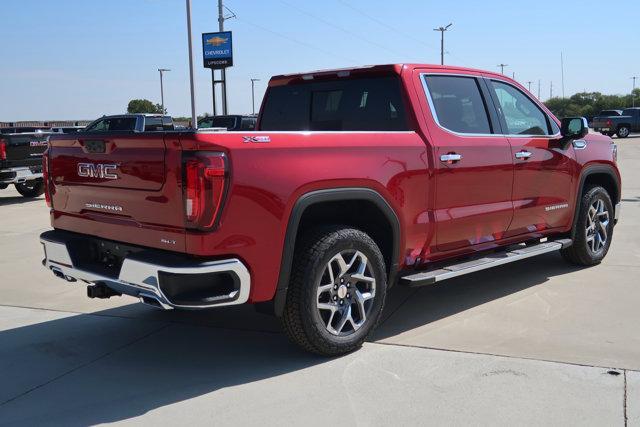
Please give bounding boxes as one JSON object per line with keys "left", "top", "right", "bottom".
{"left": 1, "top": 0, "right": 639, "bottom": 121}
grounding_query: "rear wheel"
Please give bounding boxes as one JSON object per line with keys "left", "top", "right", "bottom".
{"left": 616, "top": 126, "right": 630, "bottom": 138}
{"left": 14, "top": 180, "right": 44, "bottom": 198}
{"left": 281, "top": 226, "right": 387, "bottom": 356}
{"left": 561, "top": 185, "right": 614, "bottom": 266}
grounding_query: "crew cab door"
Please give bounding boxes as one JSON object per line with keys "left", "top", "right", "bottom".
{"left": 485, "top": 79, "right": 575, "bottom": 235}
{"left": 419, "top": 72, "right": 514, "bottom": 252}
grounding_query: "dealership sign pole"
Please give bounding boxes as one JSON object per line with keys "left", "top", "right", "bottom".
{"left": 203, "top": 31, "right": 232, "bottom": 116}
{"left": 185, "top": 0, "right": 197, "bottom": 128}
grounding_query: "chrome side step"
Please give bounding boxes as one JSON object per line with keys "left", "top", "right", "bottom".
{"left": 401, "top": 238, "right": 572, "bottom": 287}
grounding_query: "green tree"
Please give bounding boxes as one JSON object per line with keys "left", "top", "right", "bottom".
{"left": 126, "top": 99, "right": 165, "bottom": 114}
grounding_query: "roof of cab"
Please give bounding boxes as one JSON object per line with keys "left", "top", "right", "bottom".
{"left": 269, "top": 63, "right": 508, "bottom": 86}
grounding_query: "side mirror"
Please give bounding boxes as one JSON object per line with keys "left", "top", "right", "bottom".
{"left": 561, "top": 117, "right": 588, "bottom": 141}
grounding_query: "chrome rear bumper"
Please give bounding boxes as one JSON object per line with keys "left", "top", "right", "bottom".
{"left": 40, "top": 231, "right": 250, "bottom": 310}
{"left": 0, "top": 167, "right": 43, "bottom": 184}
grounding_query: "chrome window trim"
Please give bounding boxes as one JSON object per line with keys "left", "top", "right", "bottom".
{"left": 420, "top": 72, "right": 561, "bottom": 139}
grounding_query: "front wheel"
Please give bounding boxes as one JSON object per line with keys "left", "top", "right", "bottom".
{"left": 15, "top": 180, "right": 45, "bottom": 198}
{"left": 281, "top": 226, "right": 387, "bottom": 356}
{"left": 561, "top": 185, "right": 614, "bottom": 266}
{"left": 616, "top": 126, "right": 630, "bottom": 138}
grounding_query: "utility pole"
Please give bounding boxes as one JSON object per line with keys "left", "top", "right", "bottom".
{"left": 526, "top": 81, "right": 533, "bottom": 92}
{"left": 433, "top": 23, "right": 452, "bottom": 65}
{"left": 632, "top": 76, "right": 638, "bottom": 107}
{"left": 512, "top": 72, "right": 515, "bottom": 80}
{"left": 538, "top": 79, "right": 541, "bottom": 99}
{"left": 561, "top": 52, "right": 565, "bottom": 98}
{"left": 497, "top": 63, "right": 508, "bottom": 74}
{"left": 158, "top": 68, "right": 170, "bottom": 114}
{"left": 212, "top": 0, "right": 235, "bottom": 116}
{"left": 250, "top": 78, "right": 260, "bottom": 115}
{"left": 550, "top": 81, "right": 553, "bottom": 99}
{"left": 185, "top": 0, "right": 197, "bottom": 128}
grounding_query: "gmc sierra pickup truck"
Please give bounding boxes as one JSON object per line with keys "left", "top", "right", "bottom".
{"left": 593, "top": 107, "right": 640, "bottom": 138}
{"left": 40, "top": 64, "right": 621, "bottom": 355}
{"left": 0, "top": 131, "right": 49, "bottom": 197}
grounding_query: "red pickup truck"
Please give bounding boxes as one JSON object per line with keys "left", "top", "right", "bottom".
{"left": 40, "top": 64, "right": 621, "bottom": 355}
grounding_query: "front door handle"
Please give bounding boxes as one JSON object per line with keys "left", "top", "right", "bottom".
{"left": 440, "top": 153, "right": 462, "bottom": 163}
{"left": 515, "top": 150, "right": 532, "bottom": 160}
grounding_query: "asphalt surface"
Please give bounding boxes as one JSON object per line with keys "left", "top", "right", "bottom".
{"left": 1, "top": 134, "right": 639, "bottom": 425}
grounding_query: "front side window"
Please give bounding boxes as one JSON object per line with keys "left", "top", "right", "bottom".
{"left": 491, "top": 81, "right": 550, "bottom": 135}
{"left": 423, "top": 75, "right": 492, "bottom": 134}
{"left": 85, "top": 117, "right": 137, "bottom": 132}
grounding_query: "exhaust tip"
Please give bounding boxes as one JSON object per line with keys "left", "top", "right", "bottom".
{"left": 139, "top": 294, "right": 172, "bottom": 310}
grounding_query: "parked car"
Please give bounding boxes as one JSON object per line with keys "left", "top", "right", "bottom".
{"left": 0, "top": 131, "right": 49, "bottom": 197}
{"left": 49, "top": 126, "right": 85, "bottom": 134}
{"left": 82, "top": 114, "right": 174, "bottom": 132}
{"left": 40, "top": 64, "right": 620, "bottom": 355}
{"left": 198, "top": 115, "right": 257, "bottom": 131}
{"left": 592, "top": 107, "right": 640, "bottom": 138}
{"left": 0, "top": 126, "right": 50, "bottom": 134}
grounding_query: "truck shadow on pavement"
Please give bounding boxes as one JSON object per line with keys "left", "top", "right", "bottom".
{"left": 0, "top": 195, "right": 44, "bottom": 206}
{"left": 0, "top": 252, "right": 586, "bottom": 424}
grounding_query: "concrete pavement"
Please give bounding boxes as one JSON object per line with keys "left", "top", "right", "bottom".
{"left": 0, "top": 135, "right": 639, "bottom": 425}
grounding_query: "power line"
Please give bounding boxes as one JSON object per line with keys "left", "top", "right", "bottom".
{"left": 278, "top": 0, "right": 407, "bottom": 57}
{"left": 335, "top": 0, "right": 437, "bottom": 51}
{"left": 234, "top": 17, "right": 352, "bottom": 62}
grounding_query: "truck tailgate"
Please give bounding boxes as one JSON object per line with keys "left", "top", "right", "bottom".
{"left": 48, "top": 133, "right": 187, "bottom": 252}
{"left": 0, "top": 133, "right": 49, "bottom": 168}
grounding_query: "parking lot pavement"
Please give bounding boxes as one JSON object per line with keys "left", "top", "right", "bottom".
{"left": 0, "top": 135, "right": 638, "bottom": 424}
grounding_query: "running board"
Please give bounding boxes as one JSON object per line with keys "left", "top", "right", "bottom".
{"left": 401, "top": 238, "right": 572, "bottom": 287}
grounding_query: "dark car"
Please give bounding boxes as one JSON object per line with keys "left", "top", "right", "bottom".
{"left": 593, "top": 108, "right": 640, "bottom": 138}
{"left": 198, "top": 115, "right": 257, "bottom": 131}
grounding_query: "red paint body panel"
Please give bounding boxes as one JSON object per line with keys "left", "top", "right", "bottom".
{"left": 46, "top": 64, "right": 621, "bottom": 305}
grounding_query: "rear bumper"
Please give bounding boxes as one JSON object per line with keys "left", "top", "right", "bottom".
{"left": 0, "top": 166, "right": 43, "bottom": 184}
{"left": 40, "top": 230, "right": 251, "bottom": 310}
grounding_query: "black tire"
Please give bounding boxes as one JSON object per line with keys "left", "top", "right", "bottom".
{"left": 616, "top": 126, "right": 630, "bottom": 138}
{"left": 14, "top": 180, "right": 45, "bottom": 198}
{"left": 561, "top": 185, "right": 614, "bottom": 266}
{"left": 281, "top": 226, "right": 387, "bottom": 356}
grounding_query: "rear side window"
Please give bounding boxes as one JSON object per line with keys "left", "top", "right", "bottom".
{"left": 259, "top": 76, "right": 409, "bottom": 131}
{"left": 423, "top": 75, "right": 492, "bottom": 134}
{"left": 241, "top": 118, "right": 256, "bottom": 130}
{"left": 144, "top": 117, "right": 163, "bottom": 132}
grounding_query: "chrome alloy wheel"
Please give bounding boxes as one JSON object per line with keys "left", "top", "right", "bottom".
{"left": 586, "top": 198, "right": 610, "bottom": 254}
{"left": 316, "top": 250, "right": 376, "bottom": 336}
{"left": 618, "top": 127, "right": 630, "bottom": 138}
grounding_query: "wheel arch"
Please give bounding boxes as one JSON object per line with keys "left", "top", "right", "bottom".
{"left": 570, "top": 164, "right": 620, "bottom": 239}
{"left": 271, "top": 188, "right": 401, "bottom": 317}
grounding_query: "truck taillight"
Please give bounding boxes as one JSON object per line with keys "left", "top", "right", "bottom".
{"left": 0, "top": 139, "right": 6, "bottom": 160}
{"left": 606, "top": 119, "right": 612, "bottom": 127}
{"left": 42, "top": 150, "right": 52, "bottom": 208}
{"left": 183, "top": 152, "right": 227, "bottom": 230}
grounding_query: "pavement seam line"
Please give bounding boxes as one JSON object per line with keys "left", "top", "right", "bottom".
{"left": 624, "top": 370, "right": 628, "bottom": 427}
{"left": 0, "top": 323, "right": 172, "bottom": 407}
{"left": 369, "top": 340, "right": 640, "bottom": 373}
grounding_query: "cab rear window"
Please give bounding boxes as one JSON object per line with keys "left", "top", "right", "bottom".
{"left": 259, "top": 76, "right": 409, "bottom": 131}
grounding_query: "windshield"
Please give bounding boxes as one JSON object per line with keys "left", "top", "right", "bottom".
{"left": 599, "top": 110, "right": 621, "bottom": 116}
{"left": 85, "top": 117, "right": 137, "bottom": 132}
{"left": 199, "top": 116, "right": 237, "bottom": 129}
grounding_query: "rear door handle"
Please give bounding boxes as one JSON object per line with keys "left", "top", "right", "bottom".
{"left": 515, "top": 150, "right": 532, "bottom": 159}
{"left": 440, "top": 153, "right": 462, "bottom": 163}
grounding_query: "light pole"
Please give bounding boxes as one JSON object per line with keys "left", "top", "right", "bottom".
{"left": 526, "top": 81, "right": 533, "bottom": 92}
{"left": 185, "top": 0, "right": 197, "bottom": 128}
{"left": 250, "top": 78, "right": 260, "bottom": 115}
{"left": 497, "top": 63, "right": 508, "bottom": 75}
{"left": 632, "top": 76, "right": 638, "bottom": 107}
{"left": 433, "top": 23, "right": 452, "bottom": 65}
{"left": 158, "top": 68, "right": 170, "bottom": 113}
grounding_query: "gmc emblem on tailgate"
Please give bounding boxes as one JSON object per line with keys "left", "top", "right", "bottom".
{"left": 77, "top": 163, "right": 119, "bottom": 180}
